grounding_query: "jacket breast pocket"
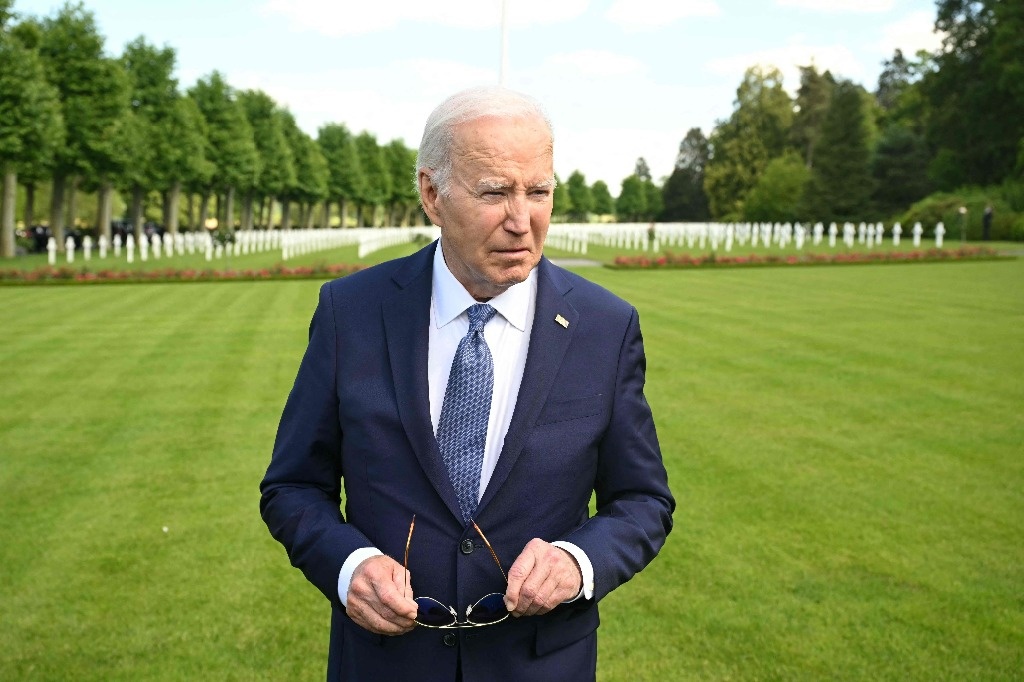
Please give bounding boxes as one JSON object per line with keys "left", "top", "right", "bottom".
{"left": 534, "top": 394, "right": 605, "bottom": 426}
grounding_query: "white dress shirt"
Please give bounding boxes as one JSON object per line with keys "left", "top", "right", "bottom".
{"left": 338, "top": 243, "right": 594, "bottom": 605}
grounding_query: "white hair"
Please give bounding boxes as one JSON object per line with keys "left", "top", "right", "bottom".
{"left": 416, "top": 86, "right": 554, "bottom": 200}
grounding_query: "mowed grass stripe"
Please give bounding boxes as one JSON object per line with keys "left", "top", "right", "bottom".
{"left": 0, "top": 259, "right": 1021, "bottom": 680}
{"left": 0, "top": 282, "right": 327, "bottom": 680}
{"left": 578, "top": 261, "right": 1023, "bottom": 681}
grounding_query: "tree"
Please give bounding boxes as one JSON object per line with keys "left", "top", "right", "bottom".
{"left": 791, "top": 64, "right": 835, "bottom": 168}
{"left": 565, "top": 170, "right": 592, "bottom": 221}
{"left": 353, "top": 131, "right": 390, "bottom": 226}
{"left": 803, "top": 79, "right": 875, "bottom": 221}
{"left": 120, "top": 37, "right": 186, "bottom": 239}
{"left": 661, "top": 128, "right": 710, "bottom": 221}
{"left": 37, "top": 3, "right": 130, "bottom": 248}
{"left": 189, "top": 72, "right": 257, "bottom": 230}
{"left": 643, "top": 180, "right": 662, "bottom": 221}
{"left": 159, "top": 92, "right": 211, "bottom": 232}
{"left": 180, "top": 93, "right": 215, "bottom": 230}
{"left": 616, "top": 175, "right": 646, "bottom": 222}
{"left": 871, "top": 124, "right": 931, "bottom": 217}
{"left": 238, "top": 89, "right": 295, "bottom": 228}
{"left": 280, "top": 109, "right": 328, "bottom": 229}
{"left": 704, "top": 66, "right": 794, "bottom": 219}
{"left": 0, "top": 9, "right": 63, "bottom": 257}
{"left": 318, "top": 123, "right": 365, "bottom": 227}
{"left": 383, "top": 138, "right": 417, "bottom": 226}
{"left": 876, "top": 49, "right": 913, "bottom": 113}
{"left": 921, "top": 0, "right": 1024, "bottom": 187}
{"left": 634, "top": 157, "right": 652, "bottom": 182}
{"left": 742, "top": 151, "right": 811, "bottom": 222}
{"left": 552, "top": 173, "right": 571, "bottom": 218}
{"left": 590, "top": 180, "right": 614, "bottom": 215}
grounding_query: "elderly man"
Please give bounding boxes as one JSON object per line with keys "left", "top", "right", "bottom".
{"left": 260, "top": 86, "right": 674, "bottom": 681}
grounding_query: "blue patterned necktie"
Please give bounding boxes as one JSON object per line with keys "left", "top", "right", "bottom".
{"left": 437, "top": 303, "right": 497, "bottom": 525}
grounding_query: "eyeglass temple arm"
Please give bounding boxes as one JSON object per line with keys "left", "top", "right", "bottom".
{"left": 406, "top": 515, "right": 507, "bottom": 584}
{"left": 471, "top": 519, "right": 507, "bottom": 583}
{"left": 404, "top": 515, "right": 416, "bottom": 591}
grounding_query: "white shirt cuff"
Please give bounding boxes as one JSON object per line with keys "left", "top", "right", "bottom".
{"left": 551, "top": 541, "right": 594, "bottom": 602}
{"left": 337, "top": 547, "right": 384, "bottom": 606}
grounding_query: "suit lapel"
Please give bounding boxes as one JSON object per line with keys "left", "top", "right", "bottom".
{"left": 478, "top": 258, "right": 577, "bottom": 513}
{"left": 382, "top": 242, "right": 464, "bottom": 524}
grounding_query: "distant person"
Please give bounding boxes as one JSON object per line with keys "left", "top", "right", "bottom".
{"left": 983, "top": 204, "right": 993, "bottom": 241}
{"left": 32, "top": 225, "right": 48, "bottom": 253}
{"left": 260, "top": 85, "right": 674, "bottom": 681}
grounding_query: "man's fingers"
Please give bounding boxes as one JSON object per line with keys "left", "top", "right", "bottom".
{"left": 503, "top": 541, "right": 538, "bottom": 612}
{"left": 347, "top": 555, "right": 418, "bottom": 635}
{"left": 504, "top": 539, "right": 582, "bottom": 617}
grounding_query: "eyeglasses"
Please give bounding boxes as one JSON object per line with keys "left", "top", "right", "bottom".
{"left": 403, "top": 515, "right": 510, "bottom": 628}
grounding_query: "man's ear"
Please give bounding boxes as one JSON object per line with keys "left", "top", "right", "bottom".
{"left": 418, "top": 170, "right": 443, "bottom": 227}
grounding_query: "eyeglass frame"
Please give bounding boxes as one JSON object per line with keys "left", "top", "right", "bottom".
{"left": 403, "top": 514, "right": 510, "bottom": 628}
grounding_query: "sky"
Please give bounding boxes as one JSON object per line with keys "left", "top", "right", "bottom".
{"left": 14, "top": 0, "right": 944, "bottom": 192}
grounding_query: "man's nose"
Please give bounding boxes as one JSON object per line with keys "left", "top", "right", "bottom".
{"left": 503, "top": 193, "right": 530, "bottom": 233}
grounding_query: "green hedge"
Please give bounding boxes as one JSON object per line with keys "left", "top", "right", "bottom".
{"left": 900, "top": 181, "right": 1024, "bottom": 241}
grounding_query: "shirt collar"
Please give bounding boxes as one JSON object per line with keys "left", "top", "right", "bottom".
{"left": 432, "top": 239, "right": 535, "bottom": 332}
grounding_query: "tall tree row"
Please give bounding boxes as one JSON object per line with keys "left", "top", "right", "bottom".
{"left": 0, "top": 1, "right": 420, "bottom": 256}
{"left": 697, "top": 1, "right": 1023, "bottom": 224}
{"left": 0, "top": 0, "right": 62, "bottom": 257}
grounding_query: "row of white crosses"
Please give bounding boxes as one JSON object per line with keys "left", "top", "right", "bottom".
{"left": 44, "top": 220, "right": 953, "bottom": 266}
{"left": 280, "top": 226, "right": 436, "bottom": 260}
{"left": 547, "top": 221, "right": 948, "bottom": 254}
{"left": 47, "top": 230, "right": 282, "bottom": 266}
{"left": 44, "top": 226, "right": 437, "bottom": 266}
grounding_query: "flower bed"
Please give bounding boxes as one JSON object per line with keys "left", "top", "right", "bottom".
{"left": 0, "top": 262, "right": 366, "bottom": 285}
{"left": 608, "top": 246, "right": 1006, "bottom": 269}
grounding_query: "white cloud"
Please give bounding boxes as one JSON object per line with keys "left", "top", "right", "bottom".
{"left": 606, "top": 0, "right": 720, "bottom": 30}
{"left": 876, "top": 10, "right": 943, "bottom": 56}
{"left": 228, "top": 58, "right": 496, "bottom": 145}
{"left": 774, "top": 0, "right": 895, "bottom": 12}
{"left": 545, "top": 50, "right": 646, "bottom": 77}
{"left": 556, "top": 126, "right": 680, "bottom": 190}
{"left": 706, "top": 43, "right": 865, "bottom": 92}
{"left": 259, "top": 0, "right": 590, "bottom": 37}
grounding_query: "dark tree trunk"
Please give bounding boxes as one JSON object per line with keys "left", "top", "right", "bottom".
{"left": 24, "top": 183, "right": 35, "bottom": 229}
{"left": 186, "top": 192, "right": 195, "bottom": 231}
{"left": 199, "top": 192, "right": 210, "bottom": 232}
{"left": 281, "top": 200, "right": 292, "bottom": 231}
{"left": 225, "top": 186, "right": 235, "bottom": 231}
{"left": 50, "top": 173, "right": 66, "bottom": 250}
{"left": 1, "top": 168, "right": 15, "bottom": 258}
{"left": 97, "top": 183, "right": 113, "bottom": 245}
{"left": 131, "top": 185, "right": 145, "bottom": 243}
{"left": 241, "top": 192, "right": 253, "bottom": 231}
{"left": 166, "top": 182, "right": 181, "bottom": 234}
{"left": 66, "top": 177, "right": 80, "bottom": 238}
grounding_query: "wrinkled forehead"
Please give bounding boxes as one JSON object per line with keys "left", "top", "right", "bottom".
{"left": 450, "top": 115, "right": 554, "bottom": 182}
{"left": 450, "top": 114, "right": 553, "bottom": 156}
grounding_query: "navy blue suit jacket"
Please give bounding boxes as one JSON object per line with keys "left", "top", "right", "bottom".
{"left": 260, "top": 241, "right": 674, "bottom": 681}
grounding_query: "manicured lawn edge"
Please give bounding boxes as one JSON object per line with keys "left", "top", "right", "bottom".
{"left": 607, "top": 246, "right": 1008, "bottom": 269}
{"left": 0, "top": 263, "right": 366, "bottom": 285}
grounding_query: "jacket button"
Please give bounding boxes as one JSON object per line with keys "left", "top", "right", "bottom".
{"left": 443, "top": 633, "right": 457, "bottom": 647}
{"left": 460, "top": 539, "right": 474, "bottom": 555}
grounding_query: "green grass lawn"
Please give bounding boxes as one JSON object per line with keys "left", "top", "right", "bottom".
{"left": 1, "top": 256, "right": 1021, "bottom": 680}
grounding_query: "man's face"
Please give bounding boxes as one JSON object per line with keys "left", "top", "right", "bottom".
{"left": 420, "top": 114, "right": 554, "bottom": 301}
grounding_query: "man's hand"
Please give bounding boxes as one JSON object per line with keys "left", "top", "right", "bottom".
{"left": 346, "top": 555, "right": 418, "bottom": 635}
{"left": 503, "top": 539, "right": 583, "bottom": 617}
